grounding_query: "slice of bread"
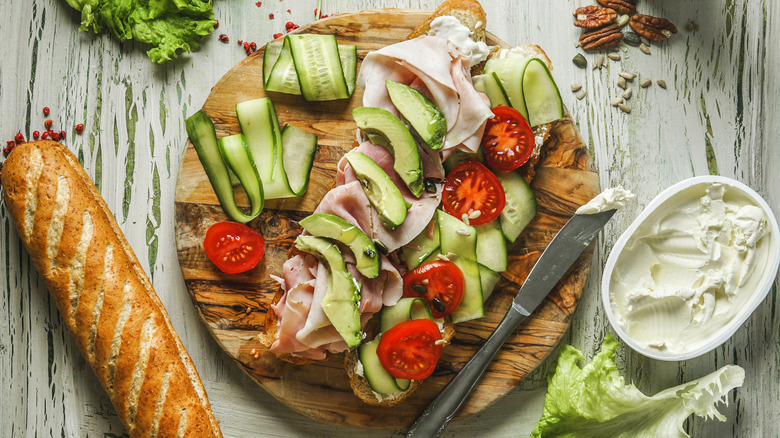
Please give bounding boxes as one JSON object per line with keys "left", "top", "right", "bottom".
{"left": 344, "top": 321, "right": 456, "bottom": 406}
{"left": 404, "top": 0, "right": 486, "bottom": 43}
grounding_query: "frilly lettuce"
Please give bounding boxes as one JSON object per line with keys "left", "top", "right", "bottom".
{"left": 530, "top": 335, "right": 744, "bottom": 438}
{"left": 65, "top": 0, "right": 217, "bottom": 63}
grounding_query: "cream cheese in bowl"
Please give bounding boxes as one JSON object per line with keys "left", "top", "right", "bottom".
{"left": 602, "top": 176, "right": 780, "bottom": 360}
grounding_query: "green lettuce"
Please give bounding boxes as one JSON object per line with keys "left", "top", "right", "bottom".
{"left": 65, "top": 0, "right": 217, "bottom": 63}
{"left": 530, "top": 335, "right": 744, "bottom": 438}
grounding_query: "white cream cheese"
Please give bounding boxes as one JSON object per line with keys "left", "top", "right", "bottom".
{"left": 576, "top": 186, "right": 635, "bottom": 214}
{"left": 427, "top": 16, "right": 489, "bottom": 66}
{"left": 609, "top": 182, "right": 770, "bottom": 355}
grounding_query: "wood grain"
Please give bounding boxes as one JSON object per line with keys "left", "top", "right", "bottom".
{"left": 173, "top": 10, "right": 599, "bottom": 428}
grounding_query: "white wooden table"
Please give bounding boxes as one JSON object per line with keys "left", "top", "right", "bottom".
{"left": 2, "top": 1, "right": 778, "bottom": 436}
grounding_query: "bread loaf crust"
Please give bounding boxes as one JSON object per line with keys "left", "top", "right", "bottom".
{"left": 2, "top": 141, "right": 222, "bottom": 438}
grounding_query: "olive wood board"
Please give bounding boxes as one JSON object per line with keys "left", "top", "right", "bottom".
{"left": 173, "top": 9, "right": 599, "bottom": 429}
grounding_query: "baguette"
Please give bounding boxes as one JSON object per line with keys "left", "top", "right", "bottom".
{"left": 1, "top": 141, "right": 222, "bottom": 438}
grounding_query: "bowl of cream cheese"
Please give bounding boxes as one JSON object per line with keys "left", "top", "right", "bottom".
{"left": 602, "top": 176, "right": 780, "bottom": 361}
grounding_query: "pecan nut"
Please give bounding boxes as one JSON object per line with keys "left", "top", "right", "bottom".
{"left": 579, "top": 24, "right": 623, "bottom": 51}
{"left": 596, "top": 0, "right": 636, "bottom": 15}
{"left": 629, "top": 15, "right": 678, "bottom": 42}
{"left": 573, "top": 6, "right": 617, "bottom": 29}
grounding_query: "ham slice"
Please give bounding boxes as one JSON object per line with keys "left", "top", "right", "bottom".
{"left": 358, "top": 36, "right": 493, "bottom": 153}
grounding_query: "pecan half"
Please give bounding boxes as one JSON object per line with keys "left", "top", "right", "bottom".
{"left": 573, "top": 6, "right": 617, "bottom": 29}
{"left": 629, "top": 15, "right": 678, "bottom": 42}
{"left": 596, "top": 0, "right": 636, "bottom": 15}
{"left": 579, "top": 24, "right": 623, "bottom": 51}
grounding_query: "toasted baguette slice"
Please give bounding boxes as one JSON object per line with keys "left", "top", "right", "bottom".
{"left": 1, "top": 141, "right": 222, "bottom": 437}
{"left": 405, "top": 0, "right": 486, "bottom": 43}
{"left": 345, "top": 321, "right": 456, "bottom": 407}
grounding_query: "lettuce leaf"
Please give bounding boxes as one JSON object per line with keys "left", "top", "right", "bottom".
{"left": 530, "top": 335, "right": 744, "bottom": 438}
{"left": 65, "top": 0, "right": 217, "bottom": 63}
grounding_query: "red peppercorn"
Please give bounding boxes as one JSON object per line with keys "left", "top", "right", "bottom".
{"left": 269, "top": 13, "right": 274, "bottom": 19}
{"left": 273, "top": 33, "right": 283, "bottom": 39}
{"left": 218, "top": 34, "right": 229, "bottom": 43}
{"left": 75, "top": 124, "right": 85, "bottom": 133}
{"left": 14, "top": 132, "right": 24, "bottom": 144}
{"left": 256, "top": 1, "right": 262, "bottom": 6}
{"left": 285, "top": 21, "right": 294, "bottom": 29}
{"left": 43, "top": 107, "right": 50, "bottom": 116}
{"left": 214, "top": 19, "right": 219, "bottom": 29}
{"left": 51, "top": 132, "right": 60, "bottom": 141}
{"left": 59, "top": 130, "right": 66, "bottom": 140}
{"left": 33, "top": 131, "right": 40, "bottom": 139}
{"left": 44, "top": 119, "right": 53, "bottom": 129}
{"left": 237, "top": 39, "right": 243, "bottom": 45}
{"left": 7, "top": 140, "right": 15, "bottom": 147}
{"left": 41, "top": 131, "right": 50, "bottom": 140}
{"left": 250, "top": 42, "right": 257, "bottom": 51}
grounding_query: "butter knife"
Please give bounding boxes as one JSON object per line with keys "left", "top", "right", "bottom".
{"left": 406, "top": 209, "right": 616, "bottom": 438}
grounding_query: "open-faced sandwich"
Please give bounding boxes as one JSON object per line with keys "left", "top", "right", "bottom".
{"left": 185, "top": 0, "right": 565, "bottom": 408}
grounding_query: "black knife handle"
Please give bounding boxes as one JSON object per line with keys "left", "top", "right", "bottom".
{"left": 406, "top": 307, "right": 528, "bottom": 438}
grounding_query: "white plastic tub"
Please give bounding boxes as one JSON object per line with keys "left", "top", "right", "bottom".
{"left": 602, "top": 175, "right": 780, "bottom": 361}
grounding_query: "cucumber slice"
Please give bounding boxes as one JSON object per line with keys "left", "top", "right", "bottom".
{"left": 402, "top": 222, "right": 440, "bottom": 270}
{"left": 288, "top": 34, "right": 350, "bottom": 101}
{"left": 185, "top": 111, "right": 261, "bottom": 223}
{"left": 475, "top": 221, "right": 508, "bottom": 272}
{"left": 472, "top": 72, "right": 510, "bottom": 108}
{"left": 483, "top": 57, "right": 532, "bottom": 121}
{"left": 479, "top": 263, "right": 502, "bottom": 302}
{"left": 262, "top": 40, "right": 284, "bottom": 87}
{"left": 496, "top": 171, "right": 537, "bottom": 243}
{"left": 236, "top": 98, "right": 296, "bottom": 199}
{"left": 265, "top": 37, "right": 302, "bottom": 95}
{"left": 217, "top": 134, "right": 265, "bottom": 219}
{"left": 437, "top": 210, "right": 483, "bottom": 323}
{"left": 280, "top": 124, "right": 317, "bottom": 196}
{"left": 358, "top": 339, "right": 410, "bottom": 394}
{"left": 438, "top": 210, "right": 477, "bottom": 261}
{"left": 449, "top": 256, "right": 483, "bottom": 323}
{"left": 338, "top": 44, "right": 358, "bottom": 97}
{"left": 522, "top": 59, "right": 564, "bottom": 127}
{"left": 379, "top": 297, "right": 433, "bottom": 333}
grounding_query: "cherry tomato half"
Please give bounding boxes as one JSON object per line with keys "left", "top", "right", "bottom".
{"left": 442, "top": 161, "right": 506, "bottom": 226}
{"left": 204, "top": 221, "right": 265, "bottom": 274}
{"left": 481, "top": 105, "right": 535, "bottom": 172}
{"left": 377, "top": 319, "right": 443, "bottom": 380}
{"left": 403, "top": 260, "right": 464, "bottom": 319}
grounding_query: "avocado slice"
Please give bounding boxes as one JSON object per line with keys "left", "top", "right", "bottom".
{"left": 294, "top": 235, "right": 362, "bottom": 348}
{"left": 344, "top": 152, "right": 407, "bottom": 231}
{"left": 385, "top": 80, "right": 446, "bottom": 151}
{"left": 352, "top": 107, "right": 424, "bottom": 198}
{"left": 299, "top": 213, "right": 380, "bottom": 279}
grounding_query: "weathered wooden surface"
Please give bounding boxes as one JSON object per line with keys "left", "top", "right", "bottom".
{"left": 1, "top": 0, "right": 779, "bottom": 436}
{"left": 173, "top": 10, "right": 598, "bottom": 428}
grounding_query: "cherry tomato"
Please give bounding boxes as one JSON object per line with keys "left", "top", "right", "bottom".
{"left": 403, "top": 260, "right": 464, "bottom": 319}
{"left": 481, "top": 105, "right": 535, "bottom": 172}
{"left": 442, "top": 161, "right": 506, "bottom": 225}
{"left": 203, "top": 221, "right": 265, "bottom": 274}
{"left": 377, "top": 319, "right": 443, "bottom": 380}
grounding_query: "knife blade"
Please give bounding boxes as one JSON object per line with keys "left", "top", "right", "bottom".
{"left": 406, "top": 209, "right": 616, "bottom": 438}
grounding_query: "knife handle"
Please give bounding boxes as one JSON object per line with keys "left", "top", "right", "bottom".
{"left": 406, "top": 307, "right": 527, "bottom": 438}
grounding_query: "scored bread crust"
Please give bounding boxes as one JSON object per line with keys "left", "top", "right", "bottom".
{"left": 344, "top": 322, "right": 456, "bottom": 407}
{"left": 1, "top": 141, "right": 222, "bottom": 438}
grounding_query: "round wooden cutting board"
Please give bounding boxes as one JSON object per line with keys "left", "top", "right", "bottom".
{"left": 174, "top": 9, "right": 599, "bottom": 429}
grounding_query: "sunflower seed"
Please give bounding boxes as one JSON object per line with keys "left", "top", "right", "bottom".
{"left": 437, "top": 253, "right": 451, "bottom": 262}
{"left": 622, "top": 88, "right": 632, "bottom": 99}
{"left": 571, "top": 83, "right": 582, "bottom": 92}
{"left": 456, "top": 229, "right": 472, "bottom": 237}
{"left": 468, "top": 210, "right": 482, "bottom": 219}
{"left": 616, "top": 14, "right": 630, "bottom": 27}
{"left": 640, "top": 78, "right": 652, "bottom": 88}
{"left": 640, "top": 36, "right": 651, "bottom": 46}
{"left": 572, "top": 53, "right": 587, "bottom": 69}
{"left": 576, "top": 89, "right": 587, "bottom": 100}
{"left": 639, "top": 43, "right": 651, "bottom": 55}
{"left": 611, "top": 96, "right": 624, "bottom": 107}
{"left": 657, "top": 79, "right": 667, "bottom": 89}
{"left": 608, "top": 53, "right": 621, "bottom": 61}
{"left": 619, "top": 72, "right": 636, "bottom": 80}
{"left": 593, "top": 54, "right": 605, "bottom": 70}
{"left": 460, "top": 213, "right": 470, "bottom": 225}
{"left": 617, "top": 77, "right": 627, "bottom": 89}
{"left": 618, "top": 104, "right": 631, "bottom": 113}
